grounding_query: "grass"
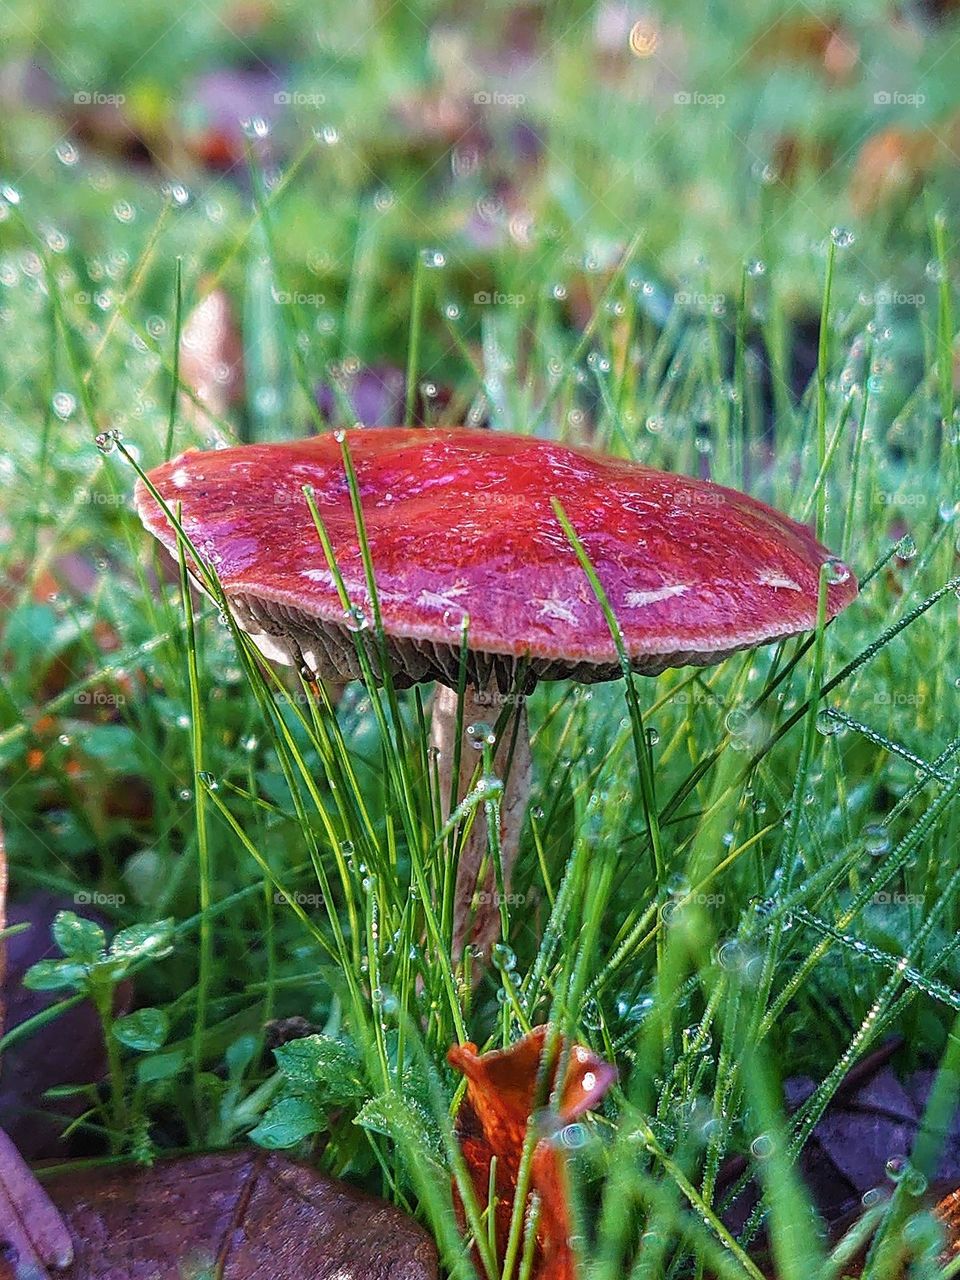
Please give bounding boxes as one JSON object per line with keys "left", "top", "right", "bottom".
{"left": 2, "top": 1, "right": 960, "bottom": 1275}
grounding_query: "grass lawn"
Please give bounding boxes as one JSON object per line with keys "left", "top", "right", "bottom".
{"left": 2, "top": 1, "right": 960, "bottom": 1275}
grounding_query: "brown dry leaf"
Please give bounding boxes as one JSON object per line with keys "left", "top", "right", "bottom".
{"left": 178, "top": 285, "right": 244, "bottom": 435}
{"left": 43, "top": 1150, "right": 438, "bottom": 1279}
{"left": 449, "top": 1025, "right": 616, "bottom": 1280}
{"left": 0, "top": 823, "right": 74, "bottom": 1278}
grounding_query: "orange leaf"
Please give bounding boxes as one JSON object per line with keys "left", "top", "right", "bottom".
{"left": 448, "top": 1025, "right": 616, "bottom": 1280}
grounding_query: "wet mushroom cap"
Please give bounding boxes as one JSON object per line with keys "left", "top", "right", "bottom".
{"left": 135, "top": 428, "right": 858, "bottom": 689}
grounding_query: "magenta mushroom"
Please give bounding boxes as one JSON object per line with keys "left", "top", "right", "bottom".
{"left": 136, "top": 428, "right": 857, "bottom": 961}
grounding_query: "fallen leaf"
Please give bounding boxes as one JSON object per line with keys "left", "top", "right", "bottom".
{"left": 448, "top": 1025, "right": 616, "bottom": 1280}
{"left": 315, "top": 363, "right": 407, "bottom": 429}
{"left": 0, "top": 823, "right": 74, "bottom": 1278}
{"left": 42, "top": 1149, "right": 438, "bottom": 1279}
{"left": 178, "top": 285, "right": 244, "bottom": 436}
{"left": 0, "top": 892, "right": 132, "bottom": 1159}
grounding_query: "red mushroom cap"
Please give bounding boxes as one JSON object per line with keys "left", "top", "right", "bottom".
{"left": 135, "top": 428, "right": 857, "bottom": 688}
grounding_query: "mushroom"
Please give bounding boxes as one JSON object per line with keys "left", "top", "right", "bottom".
{"left": 135, "top": 427, "right": 857, "bottom": 961}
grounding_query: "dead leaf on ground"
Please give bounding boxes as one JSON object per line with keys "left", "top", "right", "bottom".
{"left": 42, "top": 1149, "right": 438, "bottom": 1279}
{"left": 0, "top": 823, "right": 74, "bottom": 1278}
{"left": 0, "top": 892, "right": 131, "bottom": 1160}
{"left": 449, "top": 1024, "right": 616, "bottom": 1280}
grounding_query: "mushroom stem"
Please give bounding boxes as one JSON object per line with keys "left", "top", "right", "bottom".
{"left": 430, "top": 682, "right": 531, "bottom": 965}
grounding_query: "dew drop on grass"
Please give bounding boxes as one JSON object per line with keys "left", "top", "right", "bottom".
{"left": 816, "top": 708, "right": 841, "bottom": 736}
{"left": 343, "top": 604, "right": 368, "bottom": 632}
{"left": 558, "top": 1123, "right": 587, "bottom": 1149}
{"left": 197, "top": 771, "right": 218, "bottom": 791}
{"left": 885, "top": 1155, "right": 908, "bottom": 1183}
{"left": 551, "top": 283, "right": 568, "bottom": 300}
{"left": 241, "top": 116, "right": 270, "bottom": 139}
{"left": 750, "top": 1133, "right": 774, "bottom": 1159}
{"left": 52, "top": 392, "right": 76, "bottom": 419}
{"left": 895, "top": 533, "right": 917, "bottom": 560}
{"left": 667, "top": 872, "right": 690, "bottom": 897}
{"left": 95, "top": 427, "right": 122, "bottom": 454}
{"left": 747, "top": 259, "right": 765, "bottom": 277}
{"left": 491, "top": 943, "right": 516, "bottom": 972}
{"left": 466, "top": 721, "right": 495, "bottom": 750}
{"left": 823, "top": 557, "right": 850, "bottom": 584}
{"left": 830, "top": 226, "right": 855, "bottom": 249}
{"left": 420, "top": 248, "right": 446, "bottom": 269}
{"left": 863, "top": 823, "right": 891, "bottom": 856}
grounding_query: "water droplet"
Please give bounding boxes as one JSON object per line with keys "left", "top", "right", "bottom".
{"left": 885, "top": 1155, "right": 908, "bottom": 1183}
{"left": 823, "top": 557, "right": 850, "bottom": 584}
{"left": 343, "top": 604, "right": 368, "bottom": 632}
{"left": 420, "top": 248, "right": 446, "bottom": 269}
{"left": 925, "top": 259, "right": 946, "bottom": 283}
{"left": 466, "top": 721, "right": 495, "bottom": 751}
{"left": 750, "top": 1133, "right": 774, "bottom": 1159}
{"left": 491, "top": 943, "right": 516, "bottom": 972}
{"left": 830, "top": 226, "right": 855, "bottom": 249}
{"left": 95, "top": 428, "right": 122, "bottom": 454}
{"left": 667, "top": 872, "right": 690, "bottom": 897}
{"left": 816, "top": 709, "right": 842, "bottom": 736}
{"left": 895, "top": 533, "right": 917, "bottom": 561}
{"left": 197, "top": 771, "right": 218, "bottom": 791}
{"left": 241, "top": 116, "right": 270, "bottom": 139}
{"left": 747, "top": 259, "right": 766, "bottom": 277}
{"left": 646, "top": 726, "right": 660, "bottom": 747}
{"left": 863, "top": 823, "right": 891, "bottom": 857}
{"left": 52, "top": 391, "right": 76, "bottom": 420}
{"left": 558, "top": 1123, "right": 587, "bottom": 1149}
